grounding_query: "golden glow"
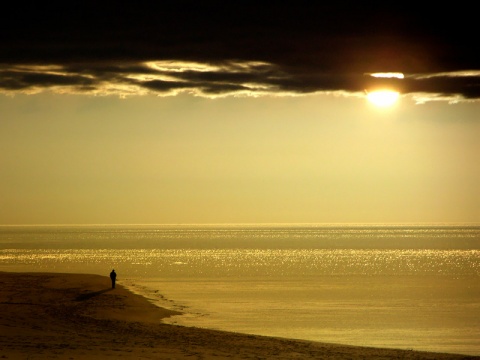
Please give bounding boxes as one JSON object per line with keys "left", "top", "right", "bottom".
{"left": 369, "top": 72, "right": 404, "bottom": 79}
{"left": 367, "top": 90, "right": 400, "bottom": 107}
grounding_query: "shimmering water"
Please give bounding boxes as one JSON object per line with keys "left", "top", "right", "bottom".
{"left": 0, "top": 224, "right": 479, "bottom": 355}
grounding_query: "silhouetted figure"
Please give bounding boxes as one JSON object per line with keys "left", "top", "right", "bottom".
{"left": 110, "top": 269, "right": 117, "bottom": 289}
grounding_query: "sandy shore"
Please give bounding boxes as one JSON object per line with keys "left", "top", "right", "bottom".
{"left": 0, "top": 272, "right": 477, "bottom": 359}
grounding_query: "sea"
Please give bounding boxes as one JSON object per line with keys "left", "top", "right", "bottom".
{"left": 0, "top": 223, "right": 479, "bottom": 356}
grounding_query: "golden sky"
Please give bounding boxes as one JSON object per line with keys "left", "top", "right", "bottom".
{"left": 1, "top": 91, "right": 478, "bottom": 225}
{"left": 1, "top": 3, "right": 479, "bottom": 225}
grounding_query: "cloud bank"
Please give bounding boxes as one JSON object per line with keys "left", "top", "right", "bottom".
{"left": 1, "top": 61, "right": 479, "bottom": 103}
{"left": 1, "top": 2, "right": 479, "bottom": 103}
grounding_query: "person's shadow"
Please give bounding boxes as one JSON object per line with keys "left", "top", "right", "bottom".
{"left": 74, "top": 288, "right": 112, "bottom": 301}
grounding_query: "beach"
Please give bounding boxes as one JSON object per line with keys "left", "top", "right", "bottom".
{"left": 0, "top": 271, "right": 477, "bottom": 359}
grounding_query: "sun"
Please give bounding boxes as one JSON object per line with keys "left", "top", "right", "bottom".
{"left": 365, "top": 72, "right": 403, "bottom": 108}
{"left": 366, "top": 90, "right": 400, "bottom": 107}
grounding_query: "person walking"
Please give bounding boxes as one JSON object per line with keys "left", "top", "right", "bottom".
{"left": 110, "top": 269, "right": 117, "bottom": 289}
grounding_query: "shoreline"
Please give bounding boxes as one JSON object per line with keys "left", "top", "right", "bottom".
{"left": 0, "top": 271, "right": 477, "bottom": 359}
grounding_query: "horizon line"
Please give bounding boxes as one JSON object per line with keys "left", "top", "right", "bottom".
{"left": 1, "top": 222, "right": 479, "bottom": 227}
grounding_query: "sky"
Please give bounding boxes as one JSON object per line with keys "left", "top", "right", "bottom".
{"left": 1, "top": 2, "right": 479, "bottom": 225}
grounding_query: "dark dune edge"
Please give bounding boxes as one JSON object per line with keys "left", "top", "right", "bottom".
{"left": 0, "top": 271, "right": 477, "bottom": 360}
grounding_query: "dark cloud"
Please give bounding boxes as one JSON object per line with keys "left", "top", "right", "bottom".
{"left": 0, "top": 70, "right": 95, "bottom": 90}
{"left": 1, "top": 2, "right": 479, "bottom": 102}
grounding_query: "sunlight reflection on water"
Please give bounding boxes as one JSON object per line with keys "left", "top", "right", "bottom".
{"left": 0, "top": 248, "right": 478, "bottom": 278}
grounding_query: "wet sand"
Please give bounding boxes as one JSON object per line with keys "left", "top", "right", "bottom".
{"left": 0, "top": 271, "right": 477, "bottom": 359}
